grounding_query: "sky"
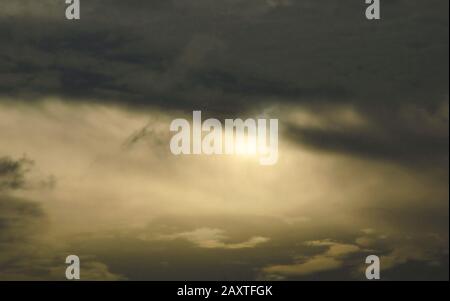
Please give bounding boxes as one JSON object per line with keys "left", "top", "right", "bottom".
{"left": 0, "top": 0, "right": 448, "bottom": 280}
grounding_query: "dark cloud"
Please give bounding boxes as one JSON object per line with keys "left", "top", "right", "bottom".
{"left": 0, "top": 1, "right": 447, "bottom": 109}
{"left": 284, "top": 99, "right": 449, "bottom": 167}
{"left": 286, "top": 121, "right": 448, "bottom": 168}
{"left": 0, "top": 155, "right": 121, "bottom": 280}
{"left": 0, "top": 156, "right": 45, "bottom": 259}
{"left": 0, "top": 193, "right": 121, "bottom": 280}
{"left": 0, "top": 156, "right": 48, "bottom": 278}
{"left": 0, "top": 0, "right": 448, "bottom": 280}
{"left": 1, "top": 0, "right": 447, "bottom": 164}
{"left": 63, "top": 214, "right": 448, "bottom": 280}
{"left": 0, "top": 156, "right": 33, "bottom": 190}
{"left": 0, "top": 195, "right": 44, "bottom": 244}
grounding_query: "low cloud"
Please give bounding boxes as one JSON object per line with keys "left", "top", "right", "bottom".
{"left": 0, "top": 99, "right": 447, "bottom": 280}
{"left": 0, "top": 155, "right": 122, "bottom": 280}
{"left": 149, "top": 227, "right": 270, "bottom": 249}
{"left": 262, "top": 240, "right": 361, "bottom": 279}
{"left": 0, "top": 156, "right": 33, "bottom": 190}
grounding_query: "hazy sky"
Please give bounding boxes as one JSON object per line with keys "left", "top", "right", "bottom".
{"left": 0, "top": 0, "right": 448, "bottom": 280}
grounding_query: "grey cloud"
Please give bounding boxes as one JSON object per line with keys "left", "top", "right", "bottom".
{"left": 0, "top": 0, "right": 448, "bottom": 281}
{"left": 0, "top": 194, "right": 122, "bottom": 280}
{"left": 0, "top": 155, "right": 120, "bottom": 280}
{"left": 1, "top": 0, "right": 447, "bottom": 165}
{"left": 0, "top": 1, "right": 447, "bottom": 110}
{"left": 62, "top": 214, "right": 448, "bottom": 280}
{"left": 284, "top": 100, "right": 449, "bottom": 167}
{"left": 0, "top": 195, "right": 44, "bottom": 245}
{"left": 0, "top": 156, "right": 33, "bottom": 190}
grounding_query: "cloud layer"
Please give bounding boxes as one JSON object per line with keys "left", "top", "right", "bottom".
{"left": 0, "top": 0, "right": 448, "bottom": 280}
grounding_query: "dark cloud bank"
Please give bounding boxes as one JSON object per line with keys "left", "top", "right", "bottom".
{"left": 0, "top": 0, "right": 448, "bottom": 166}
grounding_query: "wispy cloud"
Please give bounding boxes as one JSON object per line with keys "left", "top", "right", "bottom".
{"left": 147, "top": 227, "right": 270, "bottom": 249}
{"left": 262, "top": 240, "right": 361, "bottom": 279}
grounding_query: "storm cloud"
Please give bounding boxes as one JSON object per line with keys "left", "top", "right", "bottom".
{"left": 0, "top": 0, "right": 448, "bottom": 280}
